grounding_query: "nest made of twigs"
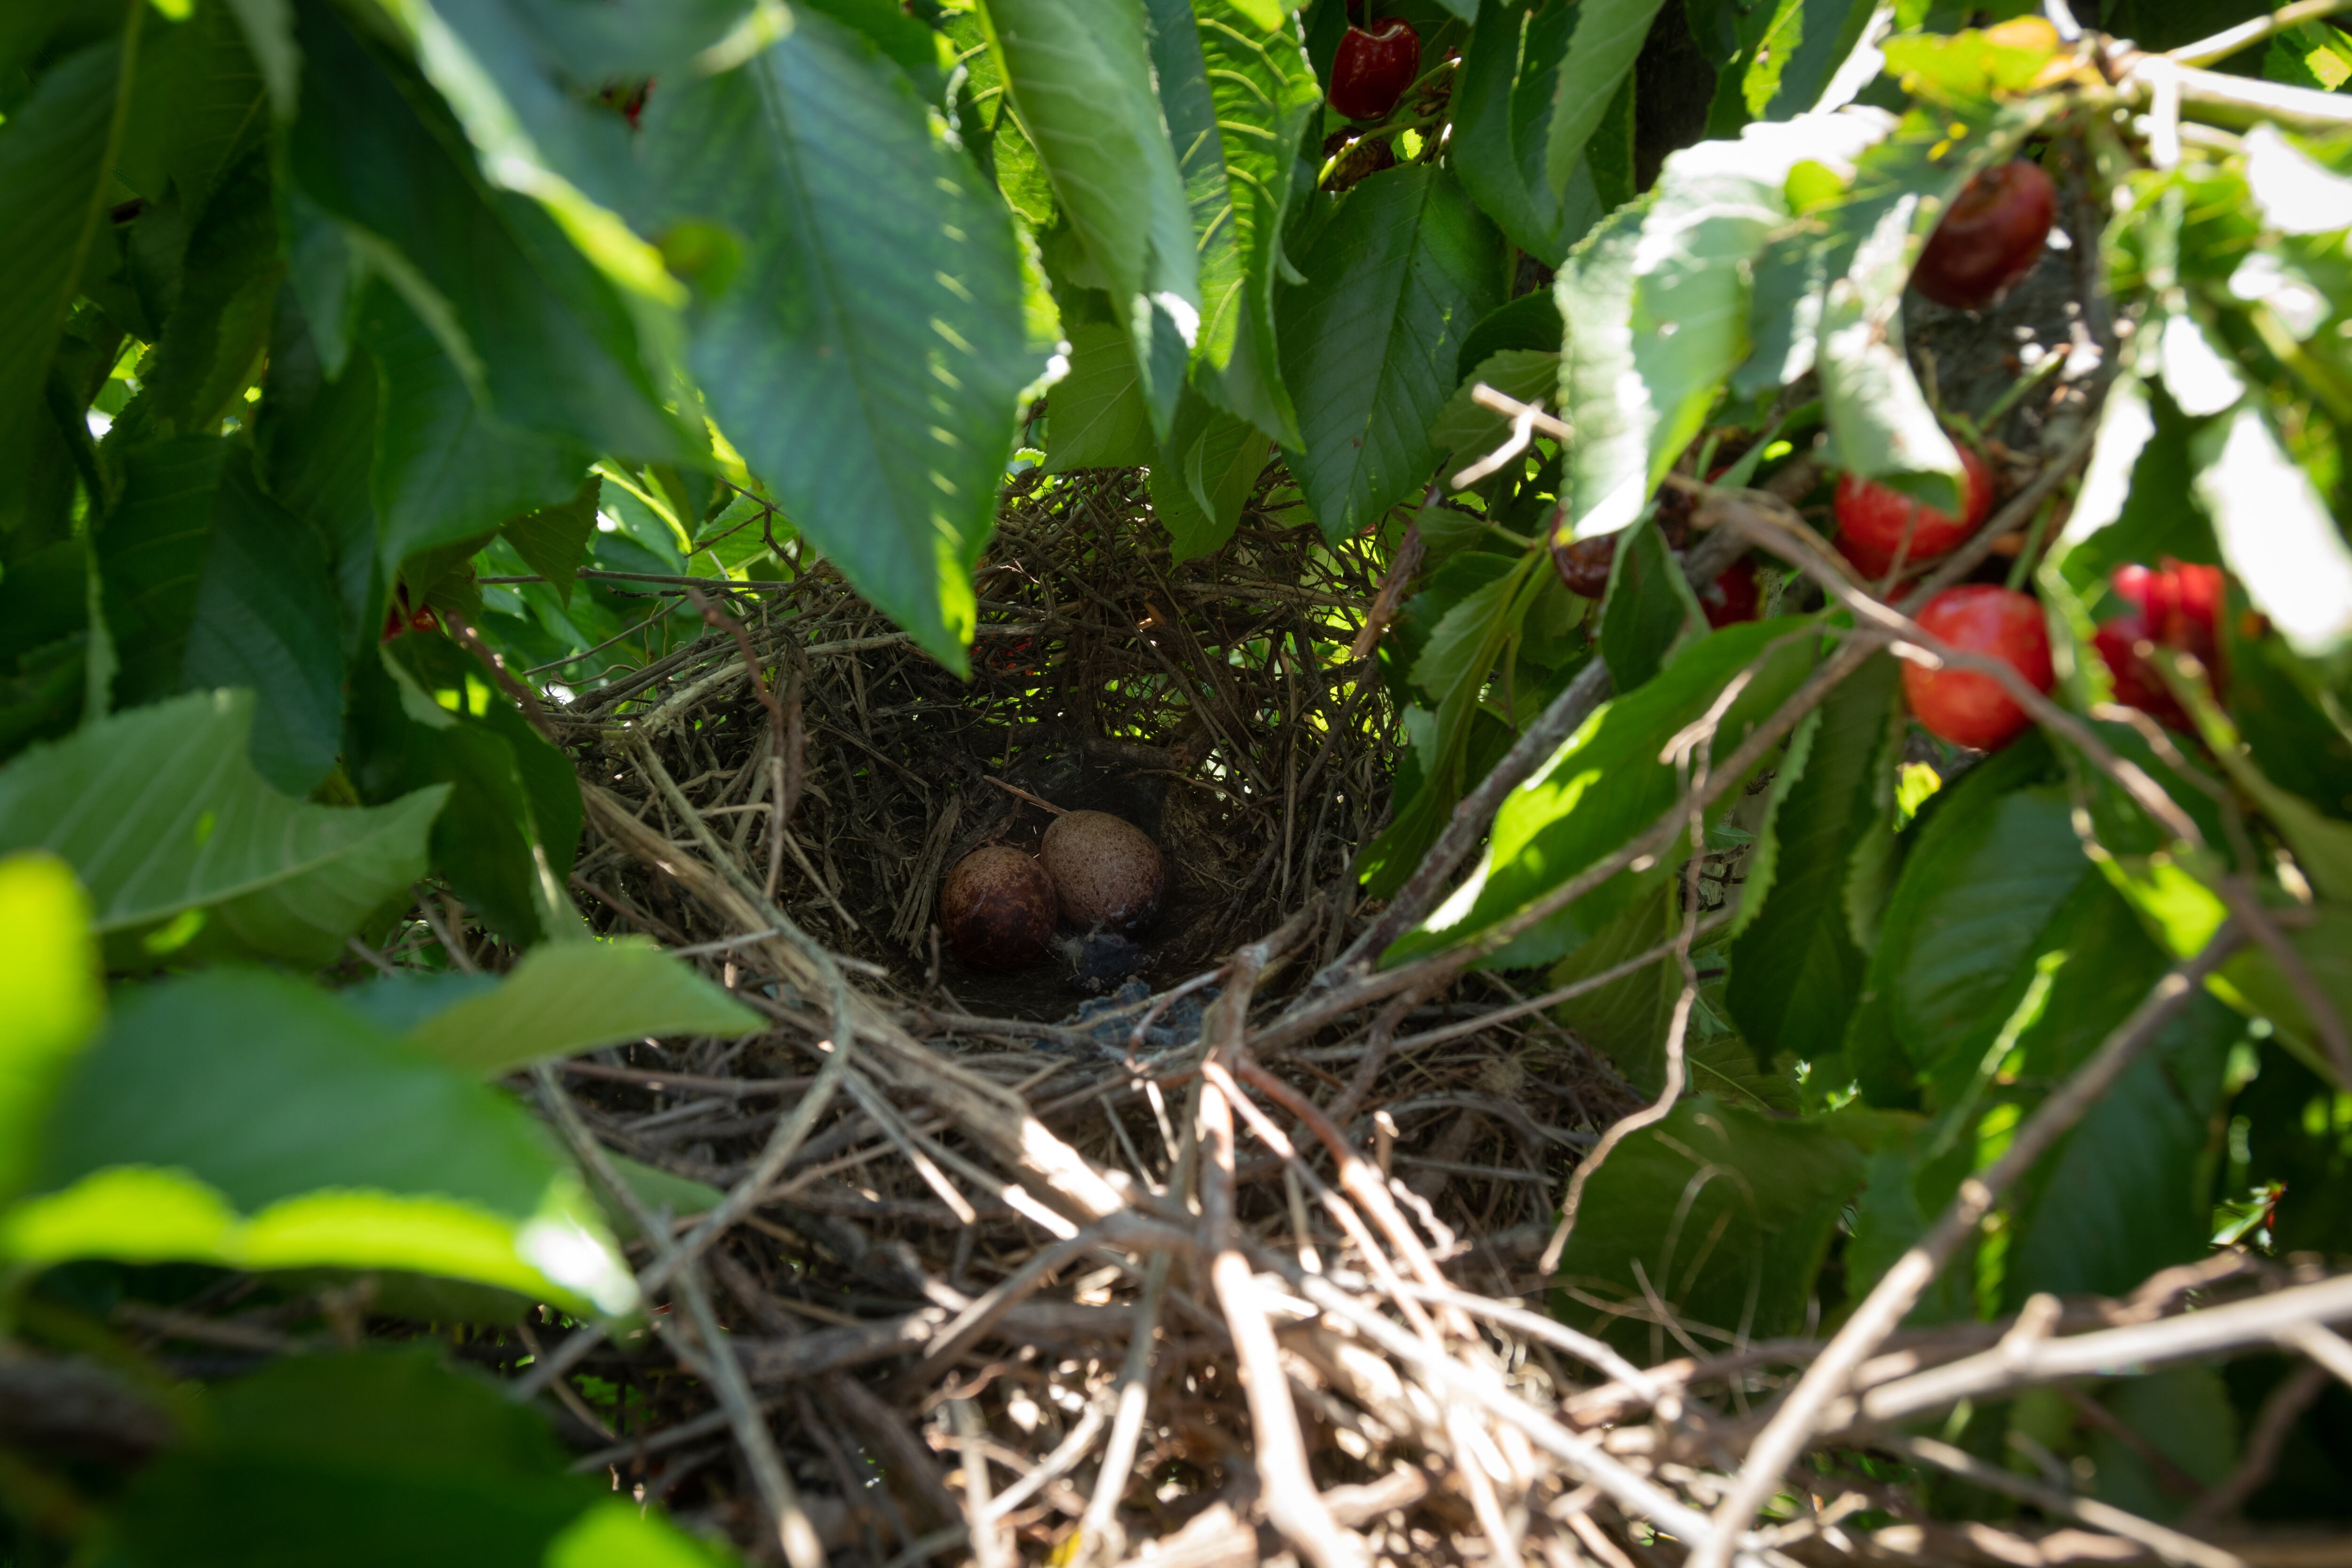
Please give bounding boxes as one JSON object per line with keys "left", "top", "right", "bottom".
{"left": 557, "top": 466, "right": 1395, "bottom": 1019}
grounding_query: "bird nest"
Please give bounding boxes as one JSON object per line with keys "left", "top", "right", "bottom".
{"left": 557, "top": 465, "right": 1393, "bottom": 1024}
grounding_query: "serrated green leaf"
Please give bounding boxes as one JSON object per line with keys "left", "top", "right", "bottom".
{"left": 1849, "top": 739, "right": 2090, "bottom": 1100}
{"left": 1410, "top": 562, "right": 1521, "bottom": 700}
{"left": 2002, "top": 884, "right": 2239, "bottom": 1305}
{"left": 0, "top": 692, "right": 444, "bottom": 964}
{"left": 0, "top": 38, "right": 127, "bottom": 481}
{"left": 286, "top": 4, "right": 691, "bottom": 463}
{"left": 1392, "top": 617, "right": 1820, "bottom": 970}
{"left": 1554, "top": 1094, "right": 1867, "bottom": 1358}
{"left": 1047, "top": 321, "right": 1155, "bottom": 470}
{"left": 115, "top": 1, "right": 270, "bottom": 211}
{"left": 1429, "top": 347, "right": 1559, "bottom": 481}
{"left": 1150, "top": 392, "right": 1271, "bottom": 561}
{"left": 360, "top": 285, "right": 595, "bottom": 582}
{"left": 1561, "top": 111, "right": 1893, "bottom": 542}
{"left": 347, "top": 639, "right": 580, "bottom": 948}
{"left": 980, "top": 0, "right": 1201, "bottom": 436}
{"left": 0, "top": 852, "right": 100, "bottom": 1203}
{"left": 1455, "top": 0, "right": 1602, "bottom": 264}
{"left": 1726, "top": 652, "right": 1898, "bottom": 1068}
{"left": 1542, "top": 0, "right": 1667, "bottom": 197}
{"left": 501, "top": 475, "right": 602, "bottom": 606}
{"left": 371, "top": 0, "right": 743, "bottom": 308}
{"left": 642, "top": 13, "right": 1040, "bottom": 675}
{"left": 1737, "top": 104, "right": 2041, "bottom": 509}
{"left": 1546, "top": 878, "right": 1681, "bottom": 1094}
{"left": 98, "top": 437, "right": 346, "bottom": 793}
{"left": 1598, "top": 518, "right": 1704, "bottom": 690}
{"left": 1281, "top": 166, "right": 1504, "bottom": 543}
{"left": 257, "top": 292, "right": 384, "bottom": 657}
{"left": 405, "top": 939, "right": 761, "bottom": 1076}
{"left": 1750, "top": 0, "right": 1882, "bottom": 120}
{"left": 223, "top": 0, "right": 299, "bottom": 118}
{"left": 1145, "top": 0, "right": 1319, "bottom": 444}
{"left": 9, "top": 969, "right": 636, "bottom": 1313}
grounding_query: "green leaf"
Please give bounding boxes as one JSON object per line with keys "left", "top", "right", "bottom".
{"left": 368, "top": 0, "right": 743, "bottom": 309}
{"left": 1428, "top": 347, "right": 1559, "bottom": 480}
{"left": 1726, "top": 651, "right": 1899, "bottom": 1067}
{"left": 8, "top": 969, "right": 636, "bottom": 1313}
{"left": 1559, "top": 111, "right": 1893, "bottom": 542}
{"left": 0, "top": 690, "right": 442, "bottom": 963}
{"left": 1411, "top": 560, "right": 1524, "bottom": 701}
{"left": 103, "top": 1352, "right": 737, "bottom": 1568}
{"left": 1455, "top": 289, "right": 1565, "bottom": 382}
{"left": 1150, "top": 392, "right": 1271, "bottom": 561}
{"left": 1455, "top": 0, "right": 1602, "bottom": 264}
{"left": 286, "top": 4, "right": 691, "bottom": 464}
{"left": 1145, "top": 0, "right": 1319, "bottom": 444}
{"left": 1280, "top": 166, "right": 1504, "bottom": 544}
{"left": 1392, "top": 617, "right": 1820, "bottom": 969}
{"left": 359, "top": 284, "right": 594, "bottom": 582}
{"left": 1598, "top": 517, "right": 1704, "bottom": 690}
{"left": 1553, "top": 1094, "right": 1868, "bottom": 1359}
{"left": 257, "top": 294, "right": 384, "bottom": 657}
{"left": 500, "top": 475, "right": 602, "bottom": 607}
{"left": 1542, "top": 0, "right": 1667, "bottom": 197}
{"left": 1545, "top": 879, "right": 1681, "bottom": 1094}
{"left": 1047, "top": 321, "right": 1155, "bottom": 470}
{"left": 980, "top": 0, "right": 1202, "bottom": 436}
{"left": 405, "top": 938, "right": 762, "bottom": 1076}
{"left": 1748, "top": 0, "right": 1881, "bottom": 121}
{"left": 114, "top": 1, "right": 270, "bottom": 212}
{"left": 113, "top": 144, "right": 283, "bottom": 437}
{"left": 2090, "top": 1369, "right": 2240, "bottom": 1528}
{"left": 642, "top": 13, "right": 1040, "bottom": 674}
{"left": 1854, "top": 743, "right": 2090, "bottom": 1098}
{"left": 0, "top": 852, "right": 100, "bottom": 1203}
{"left": 346, "top": 639, "right": 580, "bottom": 949}
{"left": 2002, "top": 890, "right": 2241, "bottom": 1304}
{"left": 2193, "top": 401, "right": 2352, "bottom": 659}
{"left": 1737, "top": 105, "right": 2039, "bottom": 509}
{"left": 223, "top": 0, "right": 299, "bottom": 119}
{"left": 2267, "top": 18, "right": 2352, "bottom": 91}
{"left": 0, "top": 38, "right": 128, "bottom": 481}
{"left": 98, "top": 436, "right": 346, "bottom": 793}
{"left": 0, "top": 539, "right": 94, "bottom": 758}
{"left": 2216, "top": 905, "right": 2352, "bottom": 1089}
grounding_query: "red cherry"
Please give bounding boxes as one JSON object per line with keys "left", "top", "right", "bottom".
{"left": 1834, "top": 444, "right": 1994, "bottom": 581}
{"left": 1913, "top": 160, "right": 2056, "bottom": 310}
{"left": 2093, "top": 614, "right": 2191, "bottom": 731}
{"left": 1902, "top": 585, "right": 2053, "bottom": 751}
{"left": 1700, "top": 558, "right": 1760, "bottom": 628}
{"left": 1551, "top": 532, "right": 1615, "bottom": 598}
{"left": 1328, "top": 18, "right": 1420, "bottom": 122}
{"left": 2113, "top": 559, "right": 2223, "bottom": 654}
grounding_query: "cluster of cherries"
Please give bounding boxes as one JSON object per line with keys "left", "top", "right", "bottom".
{"left": 1541, "top": 154, "right": 2220, "bottom": 756}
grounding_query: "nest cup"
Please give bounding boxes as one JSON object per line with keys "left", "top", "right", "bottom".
{"left": 563, "top": 467, "right": 1394, "bottom": 1017}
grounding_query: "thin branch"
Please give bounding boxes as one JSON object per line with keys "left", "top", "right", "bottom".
{"left": 2166, "top": 0, "right": 2352, "bottom": 69}
{"left": 1881, "top": 1434, "right": 2247, "bottom": 1568}
{"left": 1695, "top": 923, "right": 2245, "bottom": 1568}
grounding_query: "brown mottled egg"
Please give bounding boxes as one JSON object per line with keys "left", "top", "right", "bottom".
{"left": 939, "top": 847, "right": 1056, "bottom": 969}
{"left": 1039, "top": 811, "right": 1166, "bottom": 935}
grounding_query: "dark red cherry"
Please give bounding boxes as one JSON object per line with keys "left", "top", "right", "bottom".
{"left": 1328, "top": 19, "right": 1420, "bottom": 123}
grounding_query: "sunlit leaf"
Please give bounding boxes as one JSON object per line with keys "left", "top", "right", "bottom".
{"left": 1281, "top": 167, "right": 1504, "bottom": 544}
{"left": 0, "top": 852, "right": 100, "bottom": 1202}
{"left": 641, "top": 11, "right": 1041, "bottom": 672}
{"left": 403, "top": 938, "right": 762, "bottom": 1076}
{"left": 0, "top": 691, "right": 443, "bottom": 964}
{"left": 9, "top": 968, "right": 636, "bottom": 1313}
